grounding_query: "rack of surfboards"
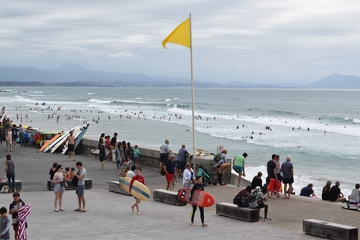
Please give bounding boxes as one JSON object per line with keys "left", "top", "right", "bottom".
{"left": 40, "top": 123, "right": 90, "bottom": 154}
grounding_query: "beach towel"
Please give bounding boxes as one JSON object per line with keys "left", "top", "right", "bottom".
{"left": 18, "top": 204, "right": 31, "bottom": 240}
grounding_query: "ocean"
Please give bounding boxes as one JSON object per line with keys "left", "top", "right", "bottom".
{"left": 1, "top": 86, "right": 359, "bottom": 196}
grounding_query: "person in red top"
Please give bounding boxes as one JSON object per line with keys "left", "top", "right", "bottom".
{"left": 129, "top": 168, "right": 145, "bottom": 215}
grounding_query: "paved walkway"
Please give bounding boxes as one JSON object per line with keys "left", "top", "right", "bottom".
{"left": 0, "top": 146, "right": 325, "bottom": 239}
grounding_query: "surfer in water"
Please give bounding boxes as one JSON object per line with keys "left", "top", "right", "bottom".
{"left": 130, "top": 168, "right": 145, "bottom": 215}
{"left": 190, "top": 176, "right": 207, "bottom": 227}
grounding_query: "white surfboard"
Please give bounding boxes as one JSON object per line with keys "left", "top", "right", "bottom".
{"left": 51, "top": 125, "right": 82, "bottom": 154}
{"left": 43, "top": 125, "right": 79, "bottom": 153}
{"left": 61, "top": 126, "right": 83, "bottom": 154}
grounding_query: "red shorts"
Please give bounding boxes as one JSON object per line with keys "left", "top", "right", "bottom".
{"left": 166, "top": 173, "right": 174, "bottom": 183}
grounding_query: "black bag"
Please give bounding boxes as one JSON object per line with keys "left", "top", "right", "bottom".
{"left": 160, "top": 167, "right": 166, "bottom": 176}
{"left": 71, "top": 175, "right": 78, "bottom": 186}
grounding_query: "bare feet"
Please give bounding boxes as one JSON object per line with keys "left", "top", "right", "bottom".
{"left": 137, "top": 212, "right": 141, "bottom": 215}
{"left": 191, "top": 222, "right": 196, "bottom": 226}
{"left": 131, "top": 206, "right": 134, "bottom": 212}
{"left": 202, "top": 223, "right": 208, "bottom": 227}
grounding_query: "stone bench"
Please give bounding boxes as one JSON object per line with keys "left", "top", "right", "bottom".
{"left": 47, "top": 178, "right": 92, "bottom": 191}
{"left": 303, "top": 219, "right": 358, "bottom": 240}
{"left": 0, "top": 180, "right": 22, "bottom": 192}
{"left": 216, "top": 202, "right": 260, "bottom": 222}
{"left": 153, "top": 189, "right": 187, "bottom": 206}
{"left": 108, "top": 181, "right": 131, "bottom": 196}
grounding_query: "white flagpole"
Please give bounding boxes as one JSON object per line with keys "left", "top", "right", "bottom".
{"left": 189, "top": 13, "right": 196, "bottom": 173}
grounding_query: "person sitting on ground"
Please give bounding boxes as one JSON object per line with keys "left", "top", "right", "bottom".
{"left": 321, "top": 180, "right": 332, "bottom": 201}
{"left": 251, "top": 172, "right": 263, "bottom": 190}
{"left": 49, "top": 163, "right": 57, "bottom": 181}
{"left": 70, "top": 167, "right": 75, "bottom": 180}
{"left": 249, "top": 186, "right": 271, "bottom": 221}
{"left": 122, "top": 167, "right": 130, "bottom": 177}
{"left": 348, "top": 183, "right": 360, "bottom": 204}
{"left": 329, "top": 181, "right": 346, "bottom": 202}
{"left": 233, "top": 185, "right": 252, "bottom": 207}
{"left": 300, "top": 183, "right": 317, "bottom": 198}
{"left": 126, "top": 166, "right": 136, "bottom": 178}
{"left": 65, "top": 167, "right": 71, "bottom": 180}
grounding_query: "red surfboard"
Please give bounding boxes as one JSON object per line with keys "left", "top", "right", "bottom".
{"left": 177, "top": 188, "right": 215, "bottom": 207}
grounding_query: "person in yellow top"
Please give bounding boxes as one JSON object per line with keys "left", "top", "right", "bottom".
{"left": 233, "top": 153, "right": 248, "bottom": 187}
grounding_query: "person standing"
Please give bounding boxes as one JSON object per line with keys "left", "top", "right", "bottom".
{"left": 133, "top": 145, "right": 140, "bottom": 166}
{"left": 74, "top": 161, "right": 86, "bottom": 212}
{"left": 52, "top": 164, "right": 67, "bottom": 212}
{"left": 109, "top": 133, "right": 118, "bottom": 162}
{"left": 175, "top": 144, "right": 188, "bottom": 179}
{"left": 164, "top": 154, "right": 175, "bottom": 191}
{"left": 18, "top": 124, "right": 26, "bottom": 148}
{"left": 159, "top": 140, "right": 171, "bottom": 172}
{"left": 11, "top": 125, "right": 18, "bottom": 149}
{"left": 129, "top": 168, "right": 145, "bottom": 215}
{"left": 266, "top": 154, "right": 277, "bottom": 198}
{"left": 281, "top": 155, "right": 294, "bottom": 199}
{"left": 233, "top": 152, "right": 248, "bottom": 187}
{"left": 4, "top": 155, "right": 16, "bottom": 193}
{"left": 190, "top": 176, "right": 207, "bottom": 227}
{"left": 114, "top": 142, "right": 124, "bottom": 175}
{"left": 98, "top": 139, "right": 105, "bottom": 170}
{"left": 182, "top": 162, "right": 195, "bottom": 188}
{"left": 214, "top": 150, "right": 230, "bottom": 186}
{"left": 9, "top": 192, "right": 27, "bottom": 240}
{"left": 0, "top": 207, "right": 10, "bottom": 240}
{"left": 49, "top": 162, "right": 58, "bottom": 181}
{"left": 66, "top": 131, "right": 76, "bottom": 161}
{"left": 5, "top": 128, "right": 12, "bottom": 152}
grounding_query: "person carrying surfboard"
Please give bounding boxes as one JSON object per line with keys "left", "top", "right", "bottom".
{"left": 129, "top": 168, "right": 145, "bottom": 215}
{"left": 190, "top": 176, "right": 207, "bottom": 227}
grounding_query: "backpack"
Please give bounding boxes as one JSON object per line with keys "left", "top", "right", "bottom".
{"left": 233, "top": 192, "right": 242, "bottom": 206}
{"left": 248, "top": 191, "right": 258, "bottom": 203}
{"left": 71, "top": 175, "right": 78, "bottom": 186}
{"left": 233, "top": 190, "right": 250, "bottom": 207}
{"left": 213, "top": 153, "right": 222, "bottom": 163}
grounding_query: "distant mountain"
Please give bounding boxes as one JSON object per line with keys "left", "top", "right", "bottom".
{"left": 305, "top": 73, "right": 360, "bottom": 89}
{"left": 0, "top": 64, "right": 359, "bottom": 89}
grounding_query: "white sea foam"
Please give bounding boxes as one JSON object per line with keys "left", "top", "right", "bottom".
{"left": 88, "top": 92, "right": 96, "bottom": 95}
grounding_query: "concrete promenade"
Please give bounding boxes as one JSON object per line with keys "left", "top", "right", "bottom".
{"left": 0, "top": 146, "right": 353, "bottom": 239}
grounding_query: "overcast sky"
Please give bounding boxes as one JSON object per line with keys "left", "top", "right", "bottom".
{"left": 1, "top": 0, "right": 360, "bottom": 84}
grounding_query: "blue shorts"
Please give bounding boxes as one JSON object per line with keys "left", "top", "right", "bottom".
{"left": 76, "top": 185, "right": 85, "bottom": 196}
{"left": 234, "top": 165, "right": 243, "bottom": 173}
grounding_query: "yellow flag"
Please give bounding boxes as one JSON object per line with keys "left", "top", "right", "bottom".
{"left": 162, "top": 18, "right": 190, "bottom": 49}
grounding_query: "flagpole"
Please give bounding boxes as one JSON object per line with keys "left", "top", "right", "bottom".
{"left": 189, "top": 13, "right": 196, "bottom": 173}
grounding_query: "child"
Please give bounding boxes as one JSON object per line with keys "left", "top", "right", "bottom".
{"left": 0, "top": 207, "right": 10, "bottom": 240}
{"left": 133, "top": 145, "right": 140, "bottom": 166}
{"left": 9, "top": 192, "right": 27, "bottom": 240}
{"left": 65, "top": 167, "right": 71, "bottom": 180}
{"left": 129, "top": 168, "right": 145, "bottom": 215}
{"left": 190, "top": 176, "right": 207, "bottom": 227}
{"left": 122, "top": 167, "right": 130, "bottom": 177}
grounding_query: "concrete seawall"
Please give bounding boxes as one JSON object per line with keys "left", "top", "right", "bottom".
{"left": 79, "top": 137, "right": 239, "bottom": 185}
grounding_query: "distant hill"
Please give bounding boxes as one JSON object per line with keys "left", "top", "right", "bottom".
{"left": 0, "top": 64, "right": 359, "bottom": 89}
{"left": 305, "top": 73, "right": 360, "bottom": 89}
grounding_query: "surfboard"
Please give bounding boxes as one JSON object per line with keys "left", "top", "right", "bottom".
{"left": 119, "top": 177, "right": 150, "bottom": 201}
{"left": 0, "top": 112, "right": 8, "bottom": 123}
{"left": 74, "top": 123, "right": 90, "bottom": 150}
{"left": 44, "top": 125, "right": 79, "bottom": 153}
{"left": 51, "top": 125, "right": 81, "bottom": 154}
{"left": 61, "top": 126, "right": 83, "bottom": 154}
{"left": 177, "top": 188, "right": 215, "bottom": 207}
{"left": 342, "top": 202, "right": 360, "bottom": 211}
{"left": 39, "top": 133, "right": 62, "bottom": 152}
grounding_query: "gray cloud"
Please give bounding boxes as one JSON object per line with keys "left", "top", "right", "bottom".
{"left": 0, "top": 0, "right": 359, "bottom": 84}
